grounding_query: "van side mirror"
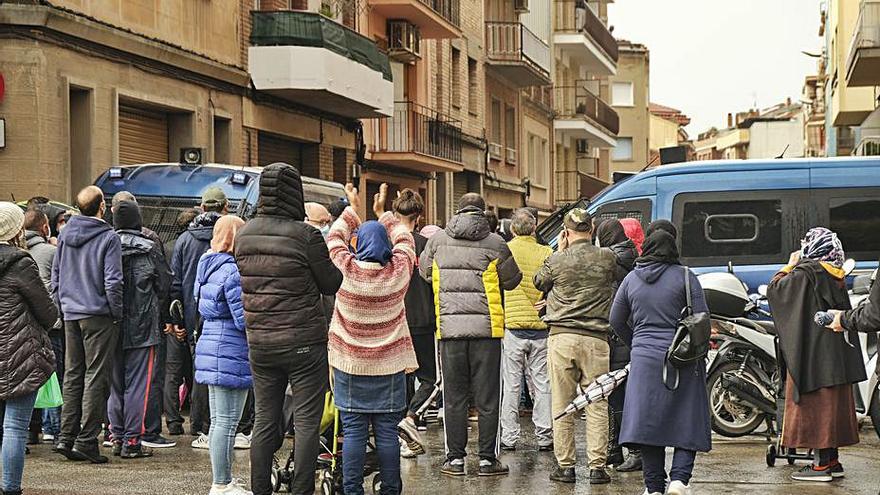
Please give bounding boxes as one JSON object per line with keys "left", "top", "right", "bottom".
{"left": 757, "top": 285, "right": 769, "bottom": 298}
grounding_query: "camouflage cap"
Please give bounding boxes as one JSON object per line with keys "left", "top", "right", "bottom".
{"left": 201, "top": 186, "right": 227, "bottom": 208}
{"left": 563, "top": 207, "right": 593, "bottom": 232}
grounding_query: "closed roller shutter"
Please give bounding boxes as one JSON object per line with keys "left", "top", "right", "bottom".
{"left": 452, "top": 172, "right": 469, "bottom": 205}
{"left": 118, "top": 106, "right": 168, "bottom": 165}
{"left": 258, "top": 132, "right": 303, "bottom": 169}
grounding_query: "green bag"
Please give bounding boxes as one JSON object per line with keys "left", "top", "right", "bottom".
{"left": 34, "top": 372, "right": 63, "bottom": 409}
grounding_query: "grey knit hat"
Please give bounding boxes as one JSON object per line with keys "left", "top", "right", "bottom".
{"left": 0, "top": 202, "right": 25, "bottom": 242}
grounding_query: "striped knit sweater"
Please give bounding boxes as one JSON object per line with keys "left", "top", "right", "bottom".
{"left": 326, "top": 207, "right": 419, "bottom": 376}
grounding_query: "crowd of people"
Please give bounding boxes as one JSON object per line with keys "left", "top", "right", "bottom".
{"left": 0, "top": 161, "right": 877, "bottom": 495}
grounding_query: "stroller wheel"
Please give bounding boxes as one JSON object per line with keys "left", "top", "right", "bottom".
{"left": 765, "top": 444, "right": 777, "bottom": 467}
{"left": 786, "top": 448, "right": 797, "bottom": 465}
{"left": 371, "top": 473, "right": 382, "bottom": 494}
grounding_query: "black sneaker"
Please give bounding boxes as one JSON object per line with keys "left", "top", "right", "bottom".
{"left": 120, "top": 442, "right": 154, "bottom": 459}
{"left": 549, "top": 467, "right": 576, "bottom": 483}
{"left": 791, "top": 465, "right": 833, "bottom": 482}
{"left": 440, "top": 459, "right": 465, "bottom": 477}
{"left": 53, "top": 441, "right": 81, "bottom": 461}
{"left": 607, "top": 444, "right": 625, "bottom": 466}
{"left": 538, "top": 443, "right": 554, "bottom": 452}
{"left": 827, "top": 462, "right": 844, "bottom": 479}
{"left": 589, "top": 468, "right": 611, "bottom": 485}
{"left": 616, "top": 452, "right": 643, "bottom": 472}
{"left": 167, "top": 424, "right": 185, "bottom": 436}
{"left": 478, "top": 459, "right": 509, "bottom": 477}
{"left": 72, "top": 444, "right": 109, "bottom": 464}
{"left": 111, "top": 440, "right": 123, "bottom": 457}
{"left": 500, "top": 443, "right": 516, "bottom": 451}
{"left": 142, "top": 435, "right": 177, "bottom": 449}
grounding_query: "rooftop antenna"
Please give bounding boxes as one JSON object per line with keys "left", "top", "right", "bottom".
{"left": 776, "top": 144, "right": 790, "bottom": 159}
{"left": 639, "top": 154, "right": 660, "bottom": 173}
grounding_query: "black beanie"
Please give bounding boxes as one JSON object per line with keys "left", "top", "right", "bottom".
{"left": 113, "top": 200, "right": 142, "bottom": 231}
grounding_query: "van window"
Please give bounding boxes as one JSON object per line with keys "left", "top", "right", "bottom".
{"left": 593, "top": 198, "right": 652, "bottom": 228}
{"left": 813, "top": 187, "right": 880, "bottom": 261}
{"left": 704, "top": 214, "right": 759, "bottom": 243}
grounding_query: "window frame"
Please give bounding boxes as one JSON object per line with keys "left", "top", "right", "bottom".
{"left": 704, "top": 214, "right": 760, "bottom": 244}
{"left": 611, "top": 81, "right": 634, "bottom": 107}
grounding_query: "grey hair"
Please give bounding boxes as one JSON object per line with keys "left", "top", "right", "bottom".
{"left": 111, "top": 190, "right": 137, "bottom": 210}
{"left": 511, "top": 209, "right": 537, "bottom": 236}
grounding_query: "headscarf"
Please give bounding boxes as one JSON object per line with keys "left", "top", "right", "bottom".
{"left": 211, "top": 215, "right": 245, "bottom": 254}
{"left": 112, "top": 200, "right": 142, "bottom": 231}
{"left": 800, "top": 227, "right": 845, "bottom": 269}
{"left": 620, "top": 218, "right": 645, "bottom": 254}
{"left": 637, "top": 230, "right": 680, "bottom": 265}
{"left": 645, "top": 219, "right": 678, "bottom": 239}
{"left": 355, "top": 221, "right": 392, "bottom": 265}
{"left": 420, "top": 225, "right": 442, "bottom": 238}
{"left": 595, "top": 219, "right": 629, "bottom": 248}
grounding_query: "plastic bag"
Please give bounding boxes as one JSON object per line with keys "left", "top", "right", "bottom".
{"left": 34, "top": 372, "right": 63, "bottom": 409}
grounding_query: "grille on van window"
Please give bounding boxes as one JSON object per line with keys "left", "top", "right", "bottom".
{"left": 594, "top": 211, "right": 645, "bottom": 226}
{"left": 105, "top": 197, "right": 245, "bottom": 245}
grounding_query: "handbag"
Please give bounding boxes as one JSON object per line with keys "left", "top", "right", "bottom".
{"left": 34, "top": 372, "right": 63, "bottom": 409}
{"left": 662, "top": 266, "right": 711, "bottom": 391}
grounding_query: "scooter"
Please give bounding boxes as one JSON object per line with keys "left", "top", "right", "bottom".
{"left": 848, "top": 269, "right": 879, "bottom": 439}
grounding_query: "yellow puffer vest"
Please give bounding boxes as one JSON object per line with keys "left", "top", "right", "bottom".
{"left": 504, "top": 236, "right": 553, "bottom": 330}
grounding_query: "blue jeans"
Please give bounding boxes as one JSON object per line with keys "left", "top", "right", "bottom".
{"left": 41, "top": 407, "right": 61, "bottom": 436}
{"left": 641, "top": 445, "right": 696, "bottom": 494}
{"left": 208, "top": 385, "right": 249, "bottom": 485}
{"left": 2, "top": 392, "right": 38, "bottom": 492}
{"left": 340, "top": 411, "right": 402, "bottom": 495}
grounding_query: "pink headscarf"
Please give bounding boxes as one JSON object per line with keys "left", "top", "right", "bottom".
{"left": 420, "top": 225, "right": 442, "bottom": 238}
{"left": 620, "top": 218, "right": 645, "bottom": 255}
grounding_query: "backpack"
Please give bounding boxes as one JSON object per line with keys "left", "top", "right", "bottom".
{"left": 662, "top": 266, "right": 711, "bottom": 390}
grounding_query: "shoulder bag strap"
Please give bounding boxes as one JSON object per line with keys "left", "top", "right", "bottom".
{"left": 683, "top": 265, "right": 693, "bottom": 315}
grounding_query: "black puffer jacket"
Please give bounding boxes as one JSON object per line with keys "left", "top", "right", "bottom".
{"left": 608, "top": 240, "right": 638, "bottom": 370}
{"left": 235, "top": 163, "right": 343, "bottom": 349}
{"left": 0, "top": 245, "right": 58, "bottom": 400}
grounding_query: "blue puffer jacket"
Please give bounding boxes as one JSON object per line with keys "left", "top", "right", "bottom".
{"left": 193, "top": 252, "right": 252, "bottom": 389}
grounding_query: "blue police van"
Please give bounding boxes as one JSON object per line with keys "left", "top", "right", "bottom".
{"left": 94, "top": 163, "right": 345, "bottom": 243}
{"left": 537, "top": 157, "right": 880, "bottom": 291}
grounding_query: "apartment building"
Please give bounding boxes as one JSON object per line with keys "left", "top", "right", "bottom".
{"left": 693, "top": 101, "right": 805, "bottom": 162}
{"left": 552, "top": 0, "right": 619, "bottom": 205}
{"left": 648, "top": 103, "right": 691, "bottom": 164}
{"left": 0, "top": 0, "right": 387, "bottom": 203}
{"left": 610, "top": 40, "right": 649, "bottom": 174}
{"left": 823, "top": 0, "right": 879, "bottom": 156}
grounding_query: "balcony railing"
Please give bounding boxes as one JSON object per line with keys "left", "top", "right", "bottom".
{"left": 379, "top": 101, "right": 463, "bottom": 163}
{"left": 250, "top": 10, "right": 392, "bottom": 81}
{"left": 523, "top": 86, "right": 553, "bottom": 112}
{"left": 485, "top": 22, "right": 551, "bottom": 75}
{"left": 553, "top": 0, "right": 619, "bottom": 62}
{"left": 846, "top": 0, "right": 880, "bottom": 77}
{"left": 420, "top": 0, "right": 460, "bottom": 27}
{"left": 554, "top": 82, "right": 619, "bottom": 135}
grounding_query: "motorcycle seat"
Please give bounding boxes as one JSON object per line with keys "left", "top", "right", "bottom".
{"left": 730, "top": 317, "right": 776, "bottom": 336}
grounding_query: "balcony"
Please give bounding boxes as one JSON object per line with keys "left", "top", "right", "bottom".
{"left": 368, "top": 0, "right": 460, "bottom": 38}
{"left": 555, "top": 168, "right": 607, "bottom": 204}
{"left": 553, "top": 0, "right": 618, "bottom": 76}
{"left": 846, "top": 0, "right": 880, "bottom": 87}
{"left": 249, "top": 11, "right": 394, "bottom": 119}
{"left": 372, "top": 101, "right": 464, "bottom": 173}
{"left": 485, "top": 22, "right": 552, "bottom": 87}
{"left": 553, "top": 82, "right": 618, "bottom": 148}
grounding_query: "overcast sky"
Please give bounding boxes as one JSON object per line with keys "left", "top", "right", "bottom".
{"left": 607, "top": 0, "right": 824, "bottom": 135}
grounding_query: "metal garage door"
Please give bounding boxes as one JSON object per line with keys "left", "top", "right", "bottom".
{"left": 118, "top": 106, "right": 169, "bottom": 165}
{"left": 258, "top": 132, "right": 303, "bottom": 169}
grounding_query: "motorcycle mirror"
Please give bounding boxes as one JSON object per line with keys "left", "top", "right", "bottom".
{"left": 727, "top": 261, "right": 734, "bottom": 274}
{"left": 757, "top": 285, "right": 769, "bottom": 297}
{"left": 842, "top": 258, "right": 856, "bottom": 276}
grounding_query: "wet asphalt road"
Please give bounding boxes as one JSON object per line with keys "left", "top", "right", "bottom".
{"left": 19, "top": 417, "right": 880, "bottom": 495}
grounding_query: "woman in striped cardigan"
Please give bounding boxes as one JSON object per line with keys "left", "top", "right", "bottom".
{"left": 327, "top": 183, "right": 420, "bottom": 495}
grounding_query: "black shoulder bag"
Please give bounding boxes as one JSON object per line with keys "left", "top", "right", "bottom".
{"left": 662, "top": 266, "right": 711, "bottom": 390}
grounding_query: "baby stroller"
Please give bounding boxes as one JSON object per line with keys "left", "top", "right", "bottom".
{"left": 271, "top": 391, "right": 382, "bottom": 494}
{"left": 765, "top": 338, "right": 813, "bottom": 467}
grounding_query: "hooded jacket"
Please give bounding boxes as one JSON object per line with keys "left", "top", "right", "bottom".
{"left": 118, "top": 230, "right": 171, "bottom": 349}
{"left": 51, "top": 215, "right": 123, "bottom": 321}
{"left": 193, "top": 252, "right": 251, "bottom": 389}
{"left": 534, "top": 239, "right": 617, "bottom": 337}
{"left": 418, "top": 207, "right": 522, "bottom": 340}
{"left": 170, "top": 211, "right": 221, "bottom": 335}
{"left": 0, "top": 245, "right": 58, "bottom": 400}
{"left": 503, "top": 235, "right": 553, "bottom": 331}
{"left": 235, "top": 164, "right": 343, "bottom": 349}
{"left": 25, "top": 230, "right": 57, "bottom": 291}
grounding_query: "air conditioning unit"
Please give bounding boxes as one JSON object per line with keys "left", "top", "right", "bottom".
{"left": 514, "top": 0, "right": 529, "bottom": 13}
{"left": 488, "top": 142, "right": 503, "bottom": 160}
{"left": 575, "top": 138, "right": 590, "bottom": 155}
{"left": 387, "top": 20, "right": 421, "bottom": 63}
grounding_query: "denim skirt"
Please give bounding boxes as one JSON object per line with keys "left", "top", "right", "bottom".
{"left": 333, "top": 369, "right": 407, "bottom": 414}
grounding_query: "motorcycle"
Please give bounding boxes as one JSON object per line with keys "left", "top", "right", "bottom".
{"left": 849, "top": 269, "right": 880, "bottom": 439}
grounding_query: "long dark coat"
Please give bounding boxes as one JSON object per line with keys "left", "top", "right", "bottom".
{"left": 609, "top": 262, "right": 712, "bottom": 452}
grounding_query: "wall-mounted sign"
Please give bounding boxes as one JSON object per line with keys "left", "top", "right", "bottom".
{"left": 0, "top": 119, "right": 5, "bottom": 149}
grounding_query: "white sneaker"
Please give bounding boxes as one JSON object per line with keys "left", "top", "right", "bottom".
{"left": 234, "top": 433, "right": 251, "bottom": 450}
{"left": 397, "top": 417, "right": 425, "bottom": 455}
{"left": 400, "top": 441, "right": 418, "bottom": 459}
{"left": 208, "top": 479, "right": 252, "bottom": 495}
{"left": 191, "top": 433, "right": 210, "bottom": 450}
{"left": 642, "top": 490, "right": 662, "bottom": 495}
{"left": 666, "top": 480, "right": 692, "bottom": 495}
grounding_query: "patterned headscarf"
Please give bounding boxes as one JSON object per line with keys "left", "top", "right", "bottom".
{"left": 800, "top": 227, "right": 845, "bottom": 268}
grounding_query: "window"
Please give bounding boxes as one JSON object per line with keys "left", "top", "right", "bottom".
{"left": 611, "top": 81, "right": 634, "bottom": 107}
{"left": 467, "top": 58, "right": 478, "bottom": 115}
{"left": 680, "top": 199, "right": 782, "bottom": 259}
{"left": 451, "top": 48, "right": 461, "bottom": 109}
{"left": 491, "top": 99, "right": 502, "bottom": 144}
{"left": 612, "top": 137, "right": 633, "bottom": 161}
{"left": 829, "top": 196, "right": 880, "bottom": 260}
{"left": 528, "top": 134, "right": 547, "bottom": 186}
{"left": 505, "top": 105, "right": 516, "bottom": 151}
{"left": 594, "top": 198, "right": 652, "bottom": 227}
